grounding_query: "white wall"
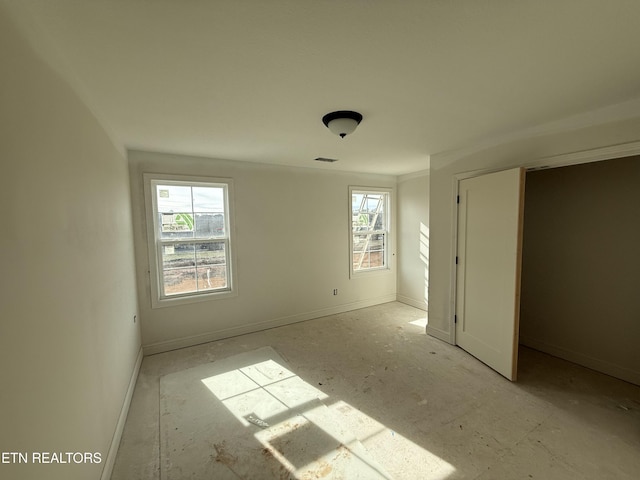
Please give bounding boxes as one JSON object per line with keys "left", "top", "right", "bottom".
{"left": 520, "top": 157, "right": 640, "bottom": 385}
{"left": 396, "top": 172, "right": 429, "bottom": 311}
{"left": 428, "top": 116, "right": 640, "bottom": 344}
{"left": 0, "top": 7, "right": 141, "bottom": 480}
{"left": 129, "top": 151, "right": 397, "bottom": 353}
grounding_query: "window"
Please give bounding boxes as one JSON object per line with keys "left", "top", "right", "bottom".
{"left": 144, "top": 174, "right": 235, "bottom": 306}
{"left": 350, "top": 187, "right": 390, "bottom": 274}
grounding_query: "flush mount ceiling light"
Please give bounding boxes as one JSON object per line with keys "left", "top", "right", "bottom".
{"left": 314, "top": 157, "right": 339, "bottom": 163}
{"left": 322, "top": 110, "right": 363, "bottom": 138}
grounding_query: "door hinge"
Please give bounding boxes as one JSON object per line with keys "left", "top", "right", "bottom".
{"left": 457, "top": 195, "right": 460, "bottom": 204}
{"left": 455, "top": 256, "right": 458, "bottom": 265}
{"left": 454, "top": 314, "right": 457, "bottom": 324}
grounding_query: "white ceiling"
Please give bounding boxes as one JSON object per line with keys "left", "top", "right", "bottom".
{"left": 5, "top": 0, "right": 640, "bottom": 175}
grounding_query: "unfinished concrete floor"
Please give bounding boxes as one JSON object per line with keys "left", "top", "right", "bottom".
{"left": 111, "top": 302, "right": 640, "bottom": 479}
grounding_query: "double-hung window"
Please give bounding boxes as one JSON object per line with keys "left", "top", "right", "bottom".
{"left": 350, "top": 187, "right": 390, "bottom": 274}
{"left": 145, "top": 174, "right": 235, "bottom": 307}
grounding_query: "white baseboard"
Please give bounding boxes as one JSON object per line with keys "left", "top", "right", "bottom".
{"left": 143, "top": 295, "right": 398, "bottom": 356}
{"left": 426, "top": 324, "right": 454, "bottom": 345}
{"left": 101, "top": 345, "right": 144, "bottom": 480}
{"left": 396, "top": 294, "right": 427, "bottom": 311}
{"left": 520, "top": 335, "right": 640, "bottom": 386}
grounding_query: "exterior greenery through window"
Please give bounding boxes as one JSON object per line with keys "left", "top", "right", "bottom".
{"left": 146, "top": 176, "right": 233, "bottom": 304}
{"left": 351, "top": 188, "right": 389, "bottom": 272}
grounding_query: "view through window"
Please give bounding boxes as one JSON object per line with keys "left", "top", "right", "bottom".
{"left": 351, "top": 189, "right": 390, "bottom": 273}
{"left": 147, "top": 177, "right": 233, "bottom": 302}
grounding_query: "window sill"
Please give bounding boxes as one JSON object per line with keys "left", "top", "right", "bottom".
{"left": 151, "top": 288, "right": 237, "bottom": 309}
{"left": 350, "top": 267, "right": 392, "bottom": 279}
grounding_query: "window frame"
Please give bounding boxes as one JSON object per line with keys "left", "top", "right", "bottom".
{"left": 143, "top": 173, "right": 237, "bottom": 308}
{"left": 349, "top": 186, "right": 392, "bottom": 277}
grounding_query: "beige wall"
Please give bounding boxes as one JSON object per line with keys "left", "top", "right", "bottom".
{"left": 397, "top": 172, "right": 430, "bottom": 310}
{"left": 428, "top": 116, "right": 640, "bottom": 348}
{"left": 520, "top": 156, "right": 640, "bottom": 384}
{"left": 129, "top": 151, "right": 398, "bottom": 353}
{"left": 0, "top": 7, "right": 141, "bottom": 480}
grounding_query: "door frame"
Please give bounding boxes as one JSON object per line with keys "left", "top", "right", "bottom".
{"left": 448, "top": 140, "right": 640, "bottom": 346}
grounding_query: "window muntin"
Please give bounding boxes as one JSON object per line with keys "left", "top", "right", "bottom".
{"left": 351, "top": 189, "right": 390, "bottom": 273}
{"left": 146, "top": 176, "right": 234, "bottom": 305}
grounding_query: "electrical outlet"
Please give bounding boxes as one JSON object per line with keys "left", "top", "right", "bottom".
{"left": 333, "top": 289, "right": 338, "bottom": 295}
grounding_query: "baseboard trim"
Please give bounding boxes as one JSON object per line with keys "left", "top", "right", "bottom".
{"left": 520, "top": 335, "right": 640, "bottom": 386}
{"left": 426, "top": 324, "right": 454, "bottom": 345}
{"left": 143, "top": 295, "right": 398, "bottom": 356}
{"left": 396, "top": 294, "right": 427, "bottom": 311}
{"left": 101, "top": 345, "right": 144, "bottom": 480}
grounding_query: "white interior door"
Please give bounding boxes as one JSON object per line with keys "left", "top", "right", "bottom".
{"left": 455, "top": 167, "right": 525, "bottom": 381}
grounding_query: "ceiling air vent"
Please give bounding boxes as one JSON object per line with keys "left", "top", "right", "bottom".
{"left": 314, "top": 157, "right": 338, "bottom": 163}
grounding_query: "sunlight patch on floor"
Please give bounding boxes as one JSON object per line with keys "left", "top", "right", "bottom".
{"left": 409, "top": 316, "right": 428, "bottom": 328}
{"left": 201, "top": 358, "right": 455, "bottom": 479}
